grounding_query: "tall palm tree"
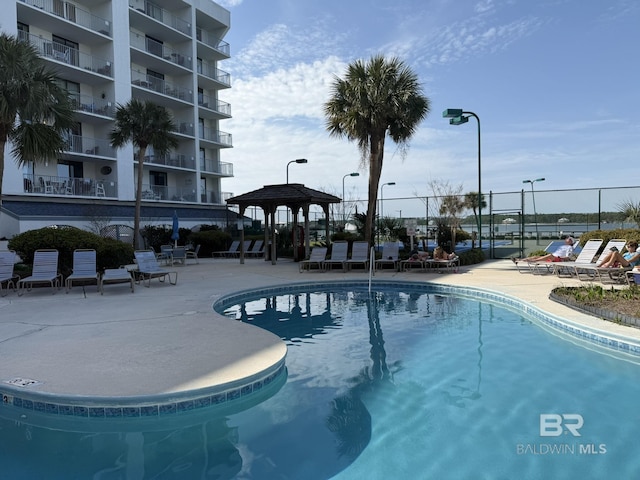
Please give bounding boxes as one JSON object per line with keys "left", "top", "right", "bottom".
{"left": 110, "top": 99, "right": 178, "bottom": 249}
{"left": 325, "top": 55, "right": 430, "bottom": 245}
{"left": 0, "top": 33, "right": 75, "bottom": 207}
{"left": 464, "top": 191, "right": 487, "bottom": 244}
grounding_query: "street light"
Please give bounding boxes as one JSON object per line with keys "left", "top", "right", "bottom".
{"left": 286, "top": 158, "right": 308, "bottom": 183}
{"left": 523, "top": 177, "right": 545, "bottom": 245}
{"left": 342, "top": 172, "right": 359, "bottom": 225}
{"left": 443, "top": 108, "right": 482, "bottom": 250}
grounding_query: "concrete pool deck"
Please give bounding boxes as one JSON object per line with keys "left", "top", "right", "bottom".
{"left": 1, "top": 257, "right": 638, "bottom": 412}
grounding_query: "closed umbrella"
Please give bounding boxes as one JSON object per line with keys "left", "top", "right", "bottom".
{"left": 171, "top": 211, "right": 180, "bottom": 247}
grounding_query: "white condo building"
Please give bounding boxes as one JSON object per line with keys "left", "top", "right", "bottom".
{"left": 1, "top": 0, "right": 235, "bottom": 237}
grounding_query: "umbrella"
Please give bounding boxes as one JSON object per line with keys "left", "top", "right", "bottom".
{"left": 171, "top": 211, "right": 180, "bottom": 247}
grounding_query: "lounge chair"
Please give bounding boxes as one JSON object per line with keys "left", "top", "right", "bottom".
{"left": 212, "top": 240, "right": 240, "bottom": 258}
{"left": 236, "top": 240, "right": 253, "bottom": 258}
{"left": 299, "top": 247, "right": 327, "bottom": 272}
{"left": 323, "top": 241, "right": 348, "bottom": 272}
{"left": 134, "top": 250, "right": 178, "bottom": 287}
{"left": 375, "top": 242, "right": 400, "bottom": 271}
{"left": 575, "top": 239, "right": 627, "bottom": 282}
{"left": 99, "top": 268, "right": 134, "bottom": 294}
{"left": 516, "top": 240, "right": 581, "bottom": 275}
{"left": 426, "top": 254, "right": 460, "bottom": 273}
{"left": 0, "top": 250, "right": 19, "bottom": 297}
{"left": 65, "top": 249, "right": 99, "bottom": 292}
{"left": 553, "top": 239, "right": 603, "bottom": 277}
{"left": 186, "top": 244, "right": 201, "bottom": 264}
{"left": 345, "top": 241, "right": 370, "bottom": 271}
{"left": 246, "top": 240, "right": 264, "bottom": 258}
{"left": 17, "top": 249, "right": 62, "bottom": 295}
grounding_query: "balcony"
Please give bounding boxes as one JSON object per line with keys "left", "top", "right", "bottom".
{"left": 200, "top": 127, "right": 232, "bottom": 147}
{"left": 197, "top": 61, "right": 231, "bottom": 88}
{"left": 139, "top": 184, "right": 197, "bottom": 203}
{"left": 198, "top": 95, "right": 231, "bottom": 118}
{"left": 64, "top": 135, "right": 116, "bottom": 158}
{"left": 201, "top": 159, "right": 233, "bottom": 176}
{"left": 23, "top": 174, "right": 116, "bottom": 198}
{"left": 129, "top": 1, "right": 191, "bottom": 36}
{"left": 20, "top": 32, "right": 113, "bottom": 81}
{"left": 70, "top": 94, "right": 115, "bottom": 117}
{"left": 135, "top": 153, "right": 196, "bottom": 170}
{"left": 129, "top": 32, "right": 192, "bottom": 69}
{"left": 18, "top": 0, "right": 112, "bottom": 38}
{"left": 196, "top": 28, "right": 230, "bottom": 58}
{"left": 131, "top": 71, "right": 193, "bottom": 103}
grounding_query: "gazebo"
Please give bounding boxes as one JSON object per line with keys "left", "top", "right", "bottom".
{"left": 226, "top": 184, "right": 341, "bottom": 264}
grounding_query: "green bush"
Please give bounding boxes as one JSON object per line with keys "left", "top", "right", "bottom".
{"left": 189, "top": 230, "right": 232, "bottom": 257}
{"left": 579, "top": 229, "right": 640, "bottom": 247}
{"left": 457, "top": 248, "right": 485, "bottom": 266}
{"left": 8, "top": 227, "right": 134, "bottom": 276}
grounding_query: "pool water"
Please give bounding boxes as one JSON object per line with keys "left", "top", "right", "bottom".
{"left": 1, "top": 284, "right": 640, "bottom": 479}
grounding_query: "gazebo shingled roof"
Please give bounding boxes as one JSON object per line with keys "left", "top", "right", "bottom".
{"left": 226, "top": 184, "right": 341, "bottom": 264}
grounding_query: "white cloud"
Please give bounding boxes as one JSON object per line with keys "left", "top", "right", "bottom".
{"left": 215, "top": 0, "right": 244, "bottom": 7}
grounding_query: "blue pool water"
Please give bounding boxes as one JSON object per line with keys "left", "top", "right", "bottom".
{"left": 1, "top": 282, "right": 640, "bottom": 479}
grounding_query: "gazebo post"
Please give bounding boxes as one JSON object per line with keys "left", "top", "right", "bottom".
{"left": 270, "top": 208, "right": 277, "bottom": 265}
{"left": 323, "top": 205, "right": 331, "bottom": 246}
{"left": 303, "top": 204, "right": 310, "bottom": 259}
{"left": 238, "top": 206, "right": 246, "bottom": 264}
{"left": 263, "top": 206, "right": 269, "bottom": 262}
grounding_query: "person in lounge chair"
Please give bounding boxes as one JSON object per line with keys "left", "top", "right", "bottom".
{"left": 433, "top": 246, "right": 456, "bottom": 260}
{"left": 512, "top": 236, "right": 575, "bottom": 264}
{"left": 597, "top": 241, "right": 640, "bottom": 268}
{"left": 408, "top": 249, "right": 430, "bottom": 262}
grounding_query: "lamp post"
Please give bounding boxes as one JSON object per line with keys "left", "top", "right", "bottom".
{"left": 286, "top": 158, "right": 308, "bottom": 184}
{"left": 523, "top": 177, "right": 545, "bottom": 245}
{"left": 342, "top": 172, "right": 359, "bottom": 226}
{"left": 443, "top": 108, "right": 482, "bottom": 250}
{"left": 379, "top": 182, "right": 395, "bottom": 246}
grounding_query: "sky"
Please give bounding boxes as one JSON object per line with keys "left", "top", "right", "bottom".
{"left": 215, "top": 0, "right": 640, "bottom": 219}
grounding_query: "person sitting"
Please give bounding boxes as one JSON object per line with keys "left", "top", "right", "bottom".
{"left": 512, "top": 236, "right": 575, "bottom": 264}
{"left": 433, "top": 246, "right": 456, "bottom": 261}
{"left": 597, "top": 241, "right": 640, "bottom": 268}
{"left": 408, "top": 250, "right": 430, "bottom": 262}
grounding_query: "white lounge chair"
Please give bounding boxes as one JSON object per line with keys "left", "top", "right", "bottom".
{"left": 575, "top": 239, "right": 630, "bottom": 283}
{"left": 17, "top": 249, "right": 62, "bottom": 295}
{"left": 246, "top": 240, "right": 264, "bottom": 258}
{"left": 345, "top": 241, "right": 370, "bottom": 271}
{"left": 134, "top": 250, "right": 178, "bottom": 287}
{"left": 299, "top": 247, "right": 327, "bottom": 272}
{"left": 323, "top": 241, "right": 349, "bottom": 272}
{"left": 213, "top": 240, "right": 240, "bottom": 258}
{"left": 375, "top": 242, "right": 399, "bottom": 271}
{"left": 0, "top": 250, "right": 19, "bottom": 297}
{"left": 100, "top": 268, "right": 134, "bottom": 294}
{"left": 553, "top": 239, "right": 603, "bottom": 277}
{"left": 65, "top": 249, "right": 99, "bottom": 292}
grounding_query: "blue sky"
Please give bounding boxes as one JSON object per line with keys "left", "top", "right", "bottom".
{"left": 216, "top": 0, "right": 640, "bottom": 218}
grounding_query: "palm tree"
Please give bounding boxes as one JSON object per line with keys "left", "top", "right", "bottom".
{"left": 464, "top": 191, "right": 487, "bottom": 246}
{"left": 110, "top": 99, "right": 178, "bottom": 249}
{"left": 0, "top": 33, "right": 75, "bottom": 207}
{"left": 324, "top": 55, "right": 430, "bottom": 245}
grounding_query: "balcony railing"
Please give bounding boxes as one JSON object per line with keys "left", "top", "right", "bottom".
{"left": 198, "top": 95, "right": 231, "bottom": 116}
{"left": 23, "top": 174, "right": 116, "bottom": 198}
{"left": 197, "top": 61, "right": 231, "bottom": 87}
{"left": 20, "top": 32, "right": 113, "bottom": 77}
{"left": 200, "top": 127, "right": 233, "bottom": 147}
{"left": 135, "top": 153, "right": 196, "bottom": 170}
{"left": 20, "top": 0, "right": 112, "bottom": 37}
{"left": 131, "top": 70, "right": 193, "bottom": 102}
{"left": 130, "top": 0, "right": 191, "bottom": 35}
{"left": 70, "top": 94, "right": 115, "bottom": 117}
{"left": 139, "top": 184, "right": 197, "bottom": 202}
{"left": 201, "top": 159, "right": 233, "bottom": 176}
{"left": 195, "top": 28, "right": 230, "bottom": 57}
{"left": 64, "top": 134, "right": 116, "bottom": 158}
{"left": 129, "top": 32, "right": 192, "bottom": 68}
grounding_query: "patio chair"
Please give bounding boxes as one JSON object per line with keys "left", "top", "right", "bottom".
{"left": 156, "top": 244, "right": 173, "bottom": 265}
{"left": 575, "top": 239, "right": 627, "bottom": 282}
{"left": 299, "top": 247, "right": 327, "bottom": 272}
{"left": 100, "top": 268, "right": 134, "bottom": 294}
{"left": 186, "top": 244, "right": 200, "bottom": 264}
{"left": 323, "top": 241, "right": 349, "bottom": 272}
{"left": 171, "top": 246, "right": 187, "bottom": 265}
{"left": 17, "top": 249, "right": 62, "bottom": 295}
{"left": 553, "top": 239, "right": 603, "bottom": 277}
{"left": 65, "top": 249, "right": 99, "bottom": 292}
{"left": 134, "top": 250, "right": 178, "bottom": 287}
{"left": 0, "top": 250, "right": 19, "bottom": 297}
{"left": 246, "top": 240, "right": 264, "bottom": 258}
{"left": 375, "top": 242, "right": 400, "bottom": 271}
{"left": 213, "top": 240, "right": 239, "bottom": 258}
{"left": 345, "top": 241, "right": 371, "bottom": 271}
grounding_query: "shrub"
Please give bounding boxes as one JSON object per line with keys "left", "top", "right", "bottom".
{"left": 457, "top": 248, "right": 485, "bottom": 266}
{"left": 189, "top": 230, "right": 232, "bottom": 257}
{"left": 8, "top": 227, "right": 134, "bottom": 276}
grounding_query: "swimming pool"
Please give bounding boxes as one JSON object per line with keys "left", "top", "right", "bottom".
{"left": 1, "top": 281, "right": 639, "bottom": 478}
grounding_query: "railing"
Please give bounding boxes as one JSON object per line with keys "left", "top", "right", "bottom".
{"left": 69, "top": 94, "right": 115, "bottom": 117}
{"left": 23, "top": 174, "right": 116, "bottom": 198}
{"left": 135, "top": 153, "right": 196, "bottom": 170}
{"left": 131, "top": 70, "right": 193, "bottom": 102}
{"left": 195, "top": 28, "right": 230, "bottom": 57}
{"left": 198, "top": 95, "right": 231, "bottom": 116}
{"left": 139, "top": 184, "right": 197, "bottom": 202}
{"left": 64, "top": 134, "right": 116, "bottom": 158}
{"left": 20, "top": 32, "right": 113, "bottom": 77}
{"left": 129, "top": 32, "right": 192, "bottom": 68}
{"left": 201, "top": 159, "right": 233, "bottom": 176}
{"left": 197, "top": 61, "right": 231, "bottom": 87}
{"left": 20, "top": 0, "right": 112, "bottom": 37}
{"left": 129, "top": 0, "right": 191, "bottom": 35}
{"left": 200, "top": 127, "right": 233, "bottom": 147}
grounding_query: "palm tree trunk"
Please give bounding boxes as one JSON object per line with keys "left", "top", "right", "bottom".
{"left": 0, "top": 139, "right": 6, "bottom": 209}
{"left": 365, "top": 136, "right": 385, "bottom": 245}
{"left": 134, "top": 147, "right": 147, "bottom": 249}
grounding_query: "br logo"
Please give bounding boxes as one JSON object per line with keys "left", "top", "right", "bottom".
{"left": 539, "top": 414, "right": 584, "bottom": 437}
